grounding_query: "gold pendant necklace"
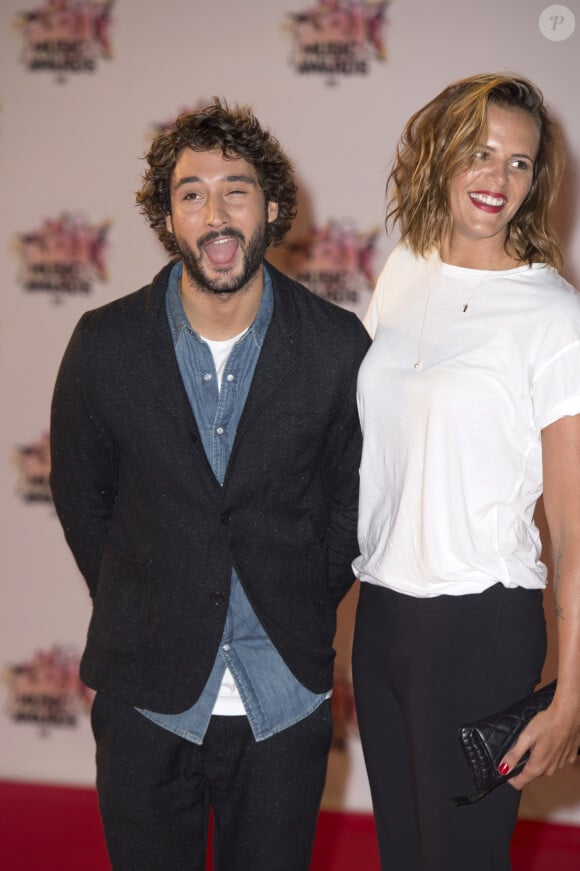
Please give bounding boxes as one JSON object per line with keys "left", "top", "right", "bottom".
{"left": 412, "top": 260, "right": 491, "bottom": 370}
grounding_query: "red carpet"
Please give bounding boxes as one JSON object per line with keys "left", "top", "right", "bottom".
{"left": 1, "top": 780, "right": 580, "bottom": 869}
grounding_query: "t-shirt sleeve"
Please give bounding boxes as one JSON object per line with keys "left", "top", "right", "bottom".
{"left": 363, "top": 248, "right": 396, "bottom": 338}
{"left": 533, "top": 306, "right": 580, "bottom": 431}
{"left": 363, "top": 274, "right": 383, "bottom": 339}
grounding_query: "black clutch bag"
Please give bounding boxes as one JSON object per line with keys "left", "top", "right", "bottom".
{"left": 453, "top": 680, "right": 557, "bottom": 806}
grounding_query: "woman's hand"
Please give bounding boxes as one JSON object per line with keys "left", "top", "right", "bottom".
{"left": 499, "top": 694, "right": 580, "bottom": 790}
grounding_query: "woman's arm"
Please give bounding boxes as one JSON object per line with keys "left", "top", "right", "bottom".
{"left": 501, "top": 413, "right": 580, "bottom": 789}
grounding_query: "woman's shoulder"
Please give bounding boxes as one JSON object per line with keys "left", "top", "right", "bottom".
{"left": 516, "top": 264, "right": 580, "bottom": 314}
{"left": 504, "top": 266, "right": 580, "bottom": 358}
{"left": 375, "top": 243, "right": 430, "bottom": 288}
{"left": 383, "top": 242, "right": 426, "bottom": 268}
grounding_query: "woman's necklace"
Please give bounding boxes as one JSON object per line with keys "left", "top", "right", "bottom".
{"left": 412, "top": 260, "right": 491, "bottom": 370}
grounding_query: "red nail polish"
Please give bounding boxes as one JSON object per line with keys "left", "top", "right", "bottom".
{"left": 498, "top": 762, "right": 510, "bottom": 775}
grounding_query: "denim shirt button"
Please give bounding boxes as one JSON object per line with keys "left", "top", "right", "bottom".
{"left": 210, "top": 592, "right": 225, "bottom": 605}
{"left": 221, "top": 510, "right": 232, "bottom": 525}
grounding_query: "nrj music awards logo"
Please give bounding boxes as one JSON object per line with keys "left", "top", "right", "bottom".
{"left": 281, "top": 219, "right": 378, "bottom": 320}
{"left": 17, "top": 212, "right": 110, "bottom": 302}
{"left": 286, "top": 0, "right": 390, "bottom": 81}
{"left": 4, "top": 646, "right": 93, "bottom": 733}
{"left": 17, "top": 0, "right": 114, "bottom": 78}
{"left": 13, "top": 431, "right": 52, "bottom": 504}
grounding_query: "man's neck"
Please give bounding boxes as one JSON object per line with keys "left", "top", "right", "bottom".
{"left": 179, "top": 267, "right": 264, "bottom": 339}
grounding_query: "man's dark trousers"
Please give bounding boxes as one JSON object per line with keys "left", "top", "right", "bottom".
{"left": 92, "top": 692, "right": 333, "bottom": 871}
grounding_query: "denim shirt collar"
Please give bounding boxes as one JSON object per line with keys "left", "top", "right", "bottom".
{"left": 166, "top": 260, "right": 274, "bottom": 348}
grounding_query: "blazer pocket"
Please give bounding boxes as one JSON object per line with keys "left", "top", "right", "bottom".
{"left": 274, "top": 412, "right": 327, "bottom": 479}
{"left": 88, "top": 540, "right": 151, "bottom": 657}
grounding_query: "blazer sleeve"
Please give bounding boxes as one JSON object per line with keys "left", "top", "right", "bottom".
{"left": 325, "top": 324, "right": 371, "bottom": 605}
{"left": 49, "top": 312, "right": 118, "bottom": 597}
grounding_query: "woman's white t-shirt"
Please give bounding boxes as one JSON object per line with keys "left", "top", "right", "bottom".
{"left": 353, "top": 245, "right": 580, "bottom": 597}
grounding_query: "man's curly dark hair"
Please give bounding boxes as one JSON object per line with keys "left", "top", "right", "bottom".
{"left": 137, "top": 99, "right": 298, "bottom": 256}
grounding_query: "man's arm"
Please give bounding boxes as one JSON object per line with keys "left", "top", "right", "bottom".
{"left": 50, "top": 314, "right": 118, "bottom": 597}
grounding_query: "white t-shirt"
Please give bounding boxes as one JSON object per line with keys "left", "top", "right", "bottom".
{"left": 203, "top": 330, "right": 248, "bottom": 715}
{"left": 353, "top": 245, "right": 580, "bottom": 597}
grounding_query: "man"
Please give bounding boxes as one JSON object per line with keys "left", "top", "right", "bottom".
{"left": 50, "top": 99, "right": 370, "bottom": 871}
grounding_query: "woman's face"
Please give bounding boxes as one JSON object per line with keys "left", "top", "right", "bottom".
{"left": 446, "top": 103, "right": 540, "bottom": 259}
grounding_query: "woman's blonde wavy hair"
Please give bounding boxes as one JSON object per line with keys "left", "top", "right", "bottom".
{"left": 386, "top": 73, "right": 566, "bottom": 269}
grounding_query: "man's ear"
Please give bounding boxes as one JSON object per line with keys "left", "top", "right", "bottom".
{"left": 165, "top": 214, "right": 174, "bottom": 234}
{"left": 267, "top": 201, "right": 279, "bottom": 224}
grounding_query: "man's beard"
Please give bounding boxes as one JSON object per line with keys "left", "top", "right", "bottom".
{"left": 177, "top": 224, "right": 269, "bottom": 296}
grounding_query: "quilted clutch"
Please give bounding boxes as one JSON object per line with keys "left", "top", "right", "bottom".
{"left": 453, "top": 680, "right": 557, "bottom": 806}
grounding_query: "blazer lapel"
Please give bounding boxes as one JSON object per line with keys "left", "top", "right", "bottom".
{"left": 131, "top": 260, "right": 301, "bottom": 478}
{"left": 129, "top": 264, "right": 210, "bottom": 471}
{"left": 231, "top": 267, "right": 300, "bottom": 449}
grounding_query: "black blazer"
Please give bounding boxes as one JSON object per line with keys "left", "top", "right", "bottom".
{"left": 50, "top": 261, "right": 371, "bottom": 712}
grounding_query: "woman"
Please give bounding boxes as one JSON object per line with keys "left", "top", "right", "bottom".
{"left": 352, "top": 73, "right": 580, "bottom": 870}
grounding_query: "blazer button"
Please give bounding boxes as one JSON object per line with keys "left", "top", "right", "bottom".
{"left": 221, "top": 510, "right": 232, "bottom": 525}
{"left": 210, "top": 592, "right": 225, "bottom": 605}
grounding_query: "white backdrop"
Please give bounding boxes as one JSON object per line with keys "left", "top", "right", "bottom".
{"left": 1, "top": 0, "right": 579, "bottom": 824}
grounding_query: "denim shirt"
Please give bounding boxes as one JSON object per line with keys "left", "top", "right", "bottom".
{"left": 138, "top": 261, "right": 329, "bottom": 743}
